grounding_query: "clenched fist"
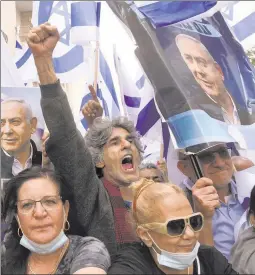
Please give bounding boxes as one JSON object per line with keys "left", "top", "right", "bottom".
{"left": 27, "top": 23, "right": 60, "bottom": 58}
{"left": 192, "top": 177, "right": 220, "bottom": 219}
{"left": 82, "top": 85, "right": 103, "bottom": 127}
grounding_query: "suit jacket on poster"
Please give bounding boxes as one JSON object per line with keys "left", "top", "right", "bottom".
{"left": 1, "top": 139, "right": 42, "bottom": 179}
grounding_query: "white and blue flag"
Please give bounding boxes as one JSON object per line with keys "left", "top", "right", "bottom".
{"left": 73, "top": 2, "right": 121, "bottom": 134}
{"left": 1, "top": 33, "right": 24, "bottom": 87}
{"left": 221, "top": 1, "right": 255, "bottom": 50}
{"left": 15, "top": 1, "right": 95, "bottom": 83}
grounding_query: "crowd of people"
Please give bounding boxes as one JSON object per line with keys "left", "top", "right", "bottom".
{"left": 1, "top": 23, "right": 255, "bottom": 274}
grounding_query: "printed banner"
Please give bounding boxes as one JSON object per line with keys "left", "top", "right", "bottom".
{"left": 1, "top": 87, "right": 45, "bottom": 180}
{"left": 108, "top": 2, "right": 255, "bottom": 151}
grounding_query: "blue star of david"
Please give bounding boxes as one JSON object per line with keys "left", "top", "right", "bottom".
{"left": 51, "top": 2, "right": 71, "bottom": 46}
{"left": 221, "top": 1, "right": 240, "bottom": 21}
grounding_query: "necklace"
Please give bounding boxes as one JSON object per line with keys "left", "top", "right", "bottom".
{"left": 27, "top": 240, "right": 69, "bottom": 275}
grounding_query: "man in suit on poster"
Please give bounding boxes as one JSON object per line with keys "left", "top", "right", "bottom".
{"left": 175, "top": 34, "right": 255, "bottom": 125}
{"left": 1, "top": 98, "right": 42, "bottom": 179}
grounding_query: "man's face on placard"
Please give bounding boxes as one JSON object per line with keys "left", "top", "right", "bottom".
{"left": 176, "top": 35, "right": 225, "bottom": 99}
{"left": 1, "top": 101, "right": 37, "bottom": 155}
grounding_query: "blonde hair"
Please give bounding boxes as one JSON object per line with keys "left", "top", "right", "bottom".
{"left": 131, "top": 179, "right": 185, "bottom": 225}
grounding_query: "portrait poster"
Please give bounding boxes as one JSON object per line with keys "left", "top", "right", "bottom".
{"left": 108, "top": 3, "right": 255, "bottom": 152}
{"left": 1, "top": 87, "right": 45, "bottom": 181}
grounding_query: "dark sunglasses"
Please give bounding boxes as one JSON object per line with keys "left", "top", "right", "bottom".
{"left": 197, "top": 147, "right": 231, "bottom": 164}
{"left": 139, "top": 212, "right": 204, "bottom": 237}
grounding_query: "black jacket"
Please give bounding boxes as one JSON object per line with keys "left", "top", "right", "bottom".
{"left": 155, "top": 87, "right": 255, "bottom": 126}
{"left": 108, "top": 243, "right": 238, "bottom": 274}
{"left": 1, "top": 139, "right": 42, "bottom": 179}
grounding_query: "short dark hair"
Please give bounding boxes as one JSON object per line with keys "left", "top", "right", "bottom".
{"left": 2, "top": 166, "right": 72, "bottom": 274}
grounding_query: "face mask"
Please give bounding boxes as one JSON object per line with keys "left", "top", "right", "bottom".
{"left": 148, "top": 233, "right": 200, "bottom": 270}
{"left": 17, "top": 207, "right": 68, "bottom": 254}
{"left": 20, "top": 230, "right": 68, "bottom": 254}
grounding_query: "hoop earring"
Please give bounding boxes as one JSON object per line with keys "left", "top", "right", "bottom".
{"left": 64, "top": 220, "right": 70, "bottom": 231}
{"left": 18, "top": 228, "right": 23, "bottom": 237}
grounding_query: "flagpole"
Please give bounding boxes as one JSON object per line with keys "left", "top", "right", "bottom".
{"left": 93, "top": 40, "right": 100, "bottom": 91}
{"left": 160, "top": 143, "right": 164, "bottom": 161}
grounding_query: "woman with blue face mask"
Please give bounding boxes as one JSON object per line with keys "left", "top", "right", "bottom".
{"left": 108, "top": 178, "right": 237, "bottom": 275}
{"left": 1, "top": 167, "right": 110, "bottom": 274}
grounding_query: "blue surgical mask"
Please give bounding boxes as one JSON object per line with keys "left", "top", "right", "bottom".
{"left": 149, "top": 233, "right": 200, "bottom": 270}
{"left": 20, "top": 230, "right": 68, "bottom": 254}
{"left": 17, "top": 207, "right": 68, "bottom": 255}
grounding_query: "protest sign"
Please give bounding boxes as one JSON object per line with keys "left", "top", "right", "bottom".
{"left": 108, "top": 2, "right": 255, "bottom": 152}
{"left": 1, "top": 87, "right": 44, "bottom": 180}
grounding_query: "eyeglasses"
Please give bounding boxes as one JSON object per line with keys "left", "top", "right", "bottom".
{"left": 17, "top": 196, "right": 62, "bottom": 214}
{"left": 197, "top": 147, "right": 231, "bottom": 164}
{"left": 139, "top": 212, "right": 204, "bottom": 237}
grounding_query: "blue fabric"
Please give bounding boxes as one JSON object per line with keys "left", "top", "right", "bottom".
{"left": 136, "top": 99, "right": 160, "bottom": 136}
{"left": 138, "top": 1, "right": 217, "bottom": 28}
{"left": 16, "top": 1, "right": 84, "bottom": 73}
{"left": 124, "top": 95, "right": 141, "bottom": 108}
{"left": 71, "top": 2, "right": 101, "bottom": 27}
{"left": 167, "top": 110, "right": 235, "bottom": 149}
{"left": 212, "top": 181, "right": 245, "bottom": 260}
{"left": 232, "top": 11, "right": 255, "bottom": 42}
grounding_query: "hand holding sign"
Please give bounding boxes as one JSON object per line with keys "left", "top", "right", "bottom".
{"left": 192, "top": 177, "right": 220, "bottom": 219}
{"left": 82, "top": 85, "right": 103, "bottom": 127}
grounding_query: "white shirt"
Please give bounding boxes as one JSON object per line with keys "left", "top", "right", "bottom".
{"left": 221, "top": 97, "right": 240, "bottom": 125}
{"left": 2, "top": 144, "right": 33, "bottom": 176}
{"left": 207, "top": 91, "right": 241, "bottom": 125}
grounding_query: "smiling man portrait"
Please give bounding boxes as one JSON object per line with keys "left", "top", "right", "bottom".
{"left": 176, "top": 34, "right": 255, "bottom": 125}
{"left": 1, "top": 98, "right": 42, "bottom": 179}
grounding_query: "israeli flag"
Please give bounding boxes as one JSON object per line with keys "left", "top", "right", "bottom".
{"left": 131, "top": 1, "right": 231, "bottom": 28}
{"left": 1, "top": 33, "right": 24, "bottom": 87}
{"left": 114, "top": 47, "right": 172, "bottom": 163}
{"left": 70, "top": 1, "right": 101, "bottom": 45}
{"left": 15, "top": 1, "right": 95, "bottom": 83}
{"left": 74, "top": 2, "right": 120, "bottom": 134}
{"left": 221, "top": 1, "right": 255, "bottom": 50}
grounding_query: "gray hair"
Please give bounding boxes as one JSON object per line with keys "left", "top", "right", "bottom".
{"left": 85, "top": 116, "right": 144, "bottom": 166}
{"left": 175, "top": 33, "right": 215, "bottom": 63}
{"left": 1, "top": 98, "right": 33, "bottom": 121}
{"left": 139, "top": 162, "right": 157, "bottom": 170}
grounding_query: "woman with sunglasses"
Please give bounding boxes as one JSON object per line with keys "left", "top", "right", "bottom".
{"left": 1, "top": 167, "right": 110, "bottom": 274}
{"left": 108, "top": 179, "right": 237, "bottom": 274}
{"left": 230, "top": 185, "right": 255, "bottom": 273}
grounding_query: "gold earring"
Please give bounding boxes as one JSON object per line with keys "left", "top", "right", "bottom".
{"left": 18, "top": 228, "right": 23, "bottom": 237}
{"left": 64, "top": 220, "right": 70, "bottom": 231}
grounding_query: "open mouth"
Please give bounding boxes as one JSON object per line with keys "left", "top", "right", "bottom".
{"left": 121, "top": 154, "right": 134, "bottom": 171}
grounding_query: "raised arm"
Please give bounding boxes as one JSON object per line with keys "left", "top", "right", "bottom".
{"left": 81, "top": 85, "right": 103, "bottom": 128}
{"left": 27, "top": 23, "right": 101, "bottom": 234}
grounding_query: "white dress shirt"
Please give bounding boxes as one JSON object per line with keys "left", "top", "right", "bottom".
{"left": 2, "top": 144, "right": 33, "bottom": 176}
